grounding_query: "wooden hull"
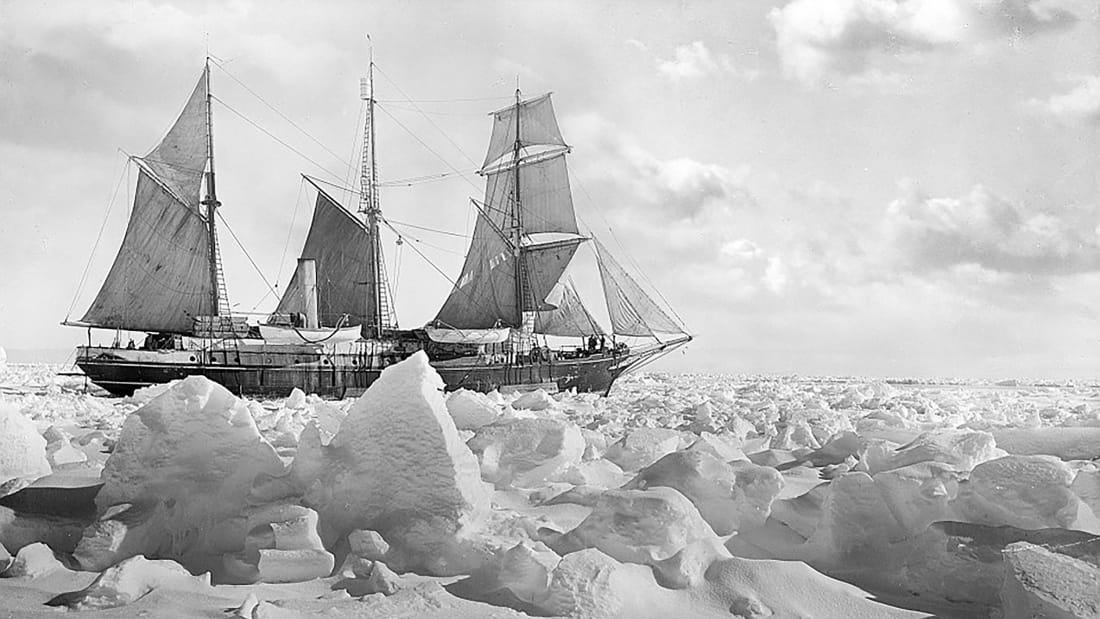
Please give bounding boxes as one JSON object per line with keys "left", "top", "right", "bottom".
{"left": 75, "top": 346, "right": 628, "bottom": 398}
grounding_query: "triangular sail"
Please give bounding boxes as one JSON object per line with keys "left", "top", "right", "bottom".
{"left": 142, "top": 70, "right": 210, "bottom": 210}
{"left": 275, "top": 188, "right": 378, "bottom": 336}
{"left": 434, "top": 210, "right": 517, "bottom": 329}
{"left": 482, "top": 94, "right": 568, "bottom": 171}
{"left": 80, "top": 170, "right": 215, "bottom": 333}
{"left": 595, "top": 239, "right": 683, "bottom": 337}
{"left": 535, "top": 280, "right": 605, "bottom": 337}
{"left": 525, "top": 236, "right": 584, "bottom": 311}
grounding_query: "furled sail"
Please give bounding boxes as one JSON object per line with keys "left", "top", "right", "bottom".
{"left": 535, "top": 280, "right": 605, "bottom": 336}
{"left": 595, "top": 239, "right": 683, "bottom": 337}
{"left": 436, "top": 93, "right": 584, "bottom": 330}
{"left": 142, "top": 69, "right": 210, "bottom": 210}
{"left": 482, "top": 93, "right": 568, "bottom": 171}
{"left": 80, "top": 170, "right": 215, "bottom": 333}
{"left": 275, "top": 186, "right": 376, "bottom": 335}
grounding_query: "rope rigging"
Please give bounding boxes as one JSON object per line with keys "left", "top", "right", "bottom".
{"left": 66, "top": 151, "right": 129, "bottom": 321}
{"left": 215, "top": 209, "right": 279, "bottom": 300}
{"left": 210, "top": 59, "right": 352, "bottom": 172}
{"left": 211, "top": 95, "right": 347, "bottom": 184}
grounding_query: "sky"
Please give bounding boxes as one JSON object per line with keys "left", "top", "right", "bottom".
{"left": 1, "top": 0, "right": 1099, "bottom": 380}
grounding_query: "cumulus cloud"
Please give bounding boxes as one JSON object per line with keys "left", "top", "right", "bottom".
{"left": 566, "top": 114, "right": 756, "bottom": 222}
{"left": 769, "top": 0, "right": 1080, "bottom": 86}
{"left": 1029, "top": 76, "right": 1100, "bottom": 124}
{"left": 883, "top": 182, "right": 1100, "bottom": 275}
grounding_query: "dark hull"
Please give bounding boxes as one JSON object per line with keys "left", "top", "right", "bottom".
{"left": 75, "top": 347, "right": 629, "bottom": 398}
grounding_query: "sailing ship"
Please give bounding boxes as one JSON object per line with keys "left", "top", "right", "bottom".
{"left": 64, "top": 58, "right": 691, "bottom": 398}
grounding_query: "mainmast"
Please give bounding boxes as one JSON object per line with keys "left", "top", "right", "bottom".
{"left": 359, "top": 43, "right": 385, "bottom": 338}
{"left": 512, "top": 88, "right": 525, "bottom": 327}
{"left": 201, "top": 58, "right": 223, "bottom": 317}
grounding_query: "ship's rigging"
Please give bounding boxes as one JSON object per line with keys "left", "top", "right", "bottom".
{"left": 63, "top": 48, "right": 692, "bottom": 394}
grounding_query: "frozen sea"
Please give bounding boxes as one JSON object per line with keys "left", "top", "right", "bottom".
{"left": 1, "top": 360, "right": 1098, "bottom": 618}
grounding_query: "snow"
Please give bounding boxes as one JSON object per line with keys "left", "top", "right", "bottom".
{"left": 4, "top": 363, "right": 1100, "bottom": 617}
{"left": 446, "top": 388, "right": 502, "bottom": 430}
{"left": 77, "top": 375, "right": 285, "bottom": 579}
{"left": 0, "top": 403, "right": 51, "bottom": 494}
{"left": 52, "top": 555, "right": 212, "bottom": 610}
{"left": 1000, "top": 542, "right": 1100, "bottom": 618}
{"left": 290, "top": 350, "right": 492, "bottom": 574}
{"left": 467, "top": 417, "right": 585, "bottom": 488}
{"left": 5, "top": 541, "right": 64, "bottom": 578}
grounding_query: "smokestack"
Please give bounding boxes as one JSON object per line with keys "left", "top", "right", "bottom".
{"left": 296, "top": 258, "right": 319, "bottom": 329}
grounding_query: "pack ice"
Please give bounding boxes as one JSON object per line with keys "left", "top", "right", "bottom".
{"left": 3, "top": 362, "right": 1100, "bottom": 617}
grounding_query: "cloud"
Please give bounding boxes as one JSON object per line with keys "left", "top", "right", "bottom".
{"left": 1029, "top": 75, "right": 1100, "bottom": 124}
{"left": 883, "top": 182, "right": 1100, "bottom": 275}
{"left": 0, "top": 2, "right": 342, "bottom": 152}
{"left": 769, "top": 0, "right": 1080, "bottom": 86}
{"left": 629, "top": 40, "right": 758, "bottom": 82}
{"left": 655, "top": 41, "right": 758, "bottom": 81}
{"left": 567, "top": 114, "right": 756, "bottom": 222}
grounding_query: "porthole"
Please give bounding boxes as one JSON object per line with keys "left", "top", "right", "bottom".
{"left": 189, "top": 356, "right": 196, "bottom": 362}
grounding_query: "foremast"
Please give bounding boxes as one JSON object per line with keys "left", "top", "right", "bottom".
{"left": 201, "top": 58, "right": 227, "bottom": 319}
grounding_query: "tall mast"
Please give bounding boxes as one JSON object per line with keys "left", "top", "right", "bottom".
{"left": 359, "top": 41, "right": 384, "bottom": 338}
{"left": 512, "top": 88, "right": 525, "bottom": 326}
{"left": 201, "top": 58, "right": 222, "bottom": 317}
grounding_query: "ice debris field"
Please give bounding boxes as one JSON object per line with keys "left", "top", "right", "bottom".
{"left": 1, "top": 353, "right": 1099, "bottom": 618}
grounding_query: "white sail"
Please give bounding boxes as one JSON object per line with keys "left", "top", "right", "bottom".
{"left": 274, "top": 186, "right": 378, "bottom": 335}
{"left": 80, "top": 170, "right": 215, "bottom": 333}
{"left": 535, "top": 280, "right": 605, "bottom": 337}
{"left": 436, "top": 94, "right": 584, "bottom": 329}
{"left": 595, "top": 239, "right": 683, "bottom": 337}
{"left": 482, "top": 93, "right": 568, "bottom": 171}
{"left": 143, "top": 69, "right": 210, "bottom": 210}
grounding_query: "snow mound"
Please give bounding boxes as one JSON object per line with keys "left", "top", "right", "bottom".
{"left": 0, "top": 404, "right": 52, "bottom": 495}
{"left": 604, "top": 427, "right": 686, "bottom": 471}
{"left": 285, "top": 387, "right": 307, "bottom": 409}
{"left": 467, "top": 417, "right": 584, "bottom": 488}
{"left": 76, "top": 375, "right": 284, "bottom": 578}
{"left": 623, "top": 450, "right": 783, "bottom": 535}
{"left": 4, "top": 542, "right": 63, "bottom": 578}
{"left": 550, "top": 486, "right": 730, "bottom": 587}
{"left": 953, "top": 455, "right": 1093, "bottom": 531}
{"left": 293, "top": 351, "right": 491, "bottom": 575}
{"left": 869, "top": 429, "right": 1004, "bottom": 474}
{"left": 511, "top": 389, "right": 556, "bottom": 411}
{"left": 49, "top": 555, "right": 211, "bottom": 611}
{"left": 446, "top": 389, "right": 501, "bottom": 430}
